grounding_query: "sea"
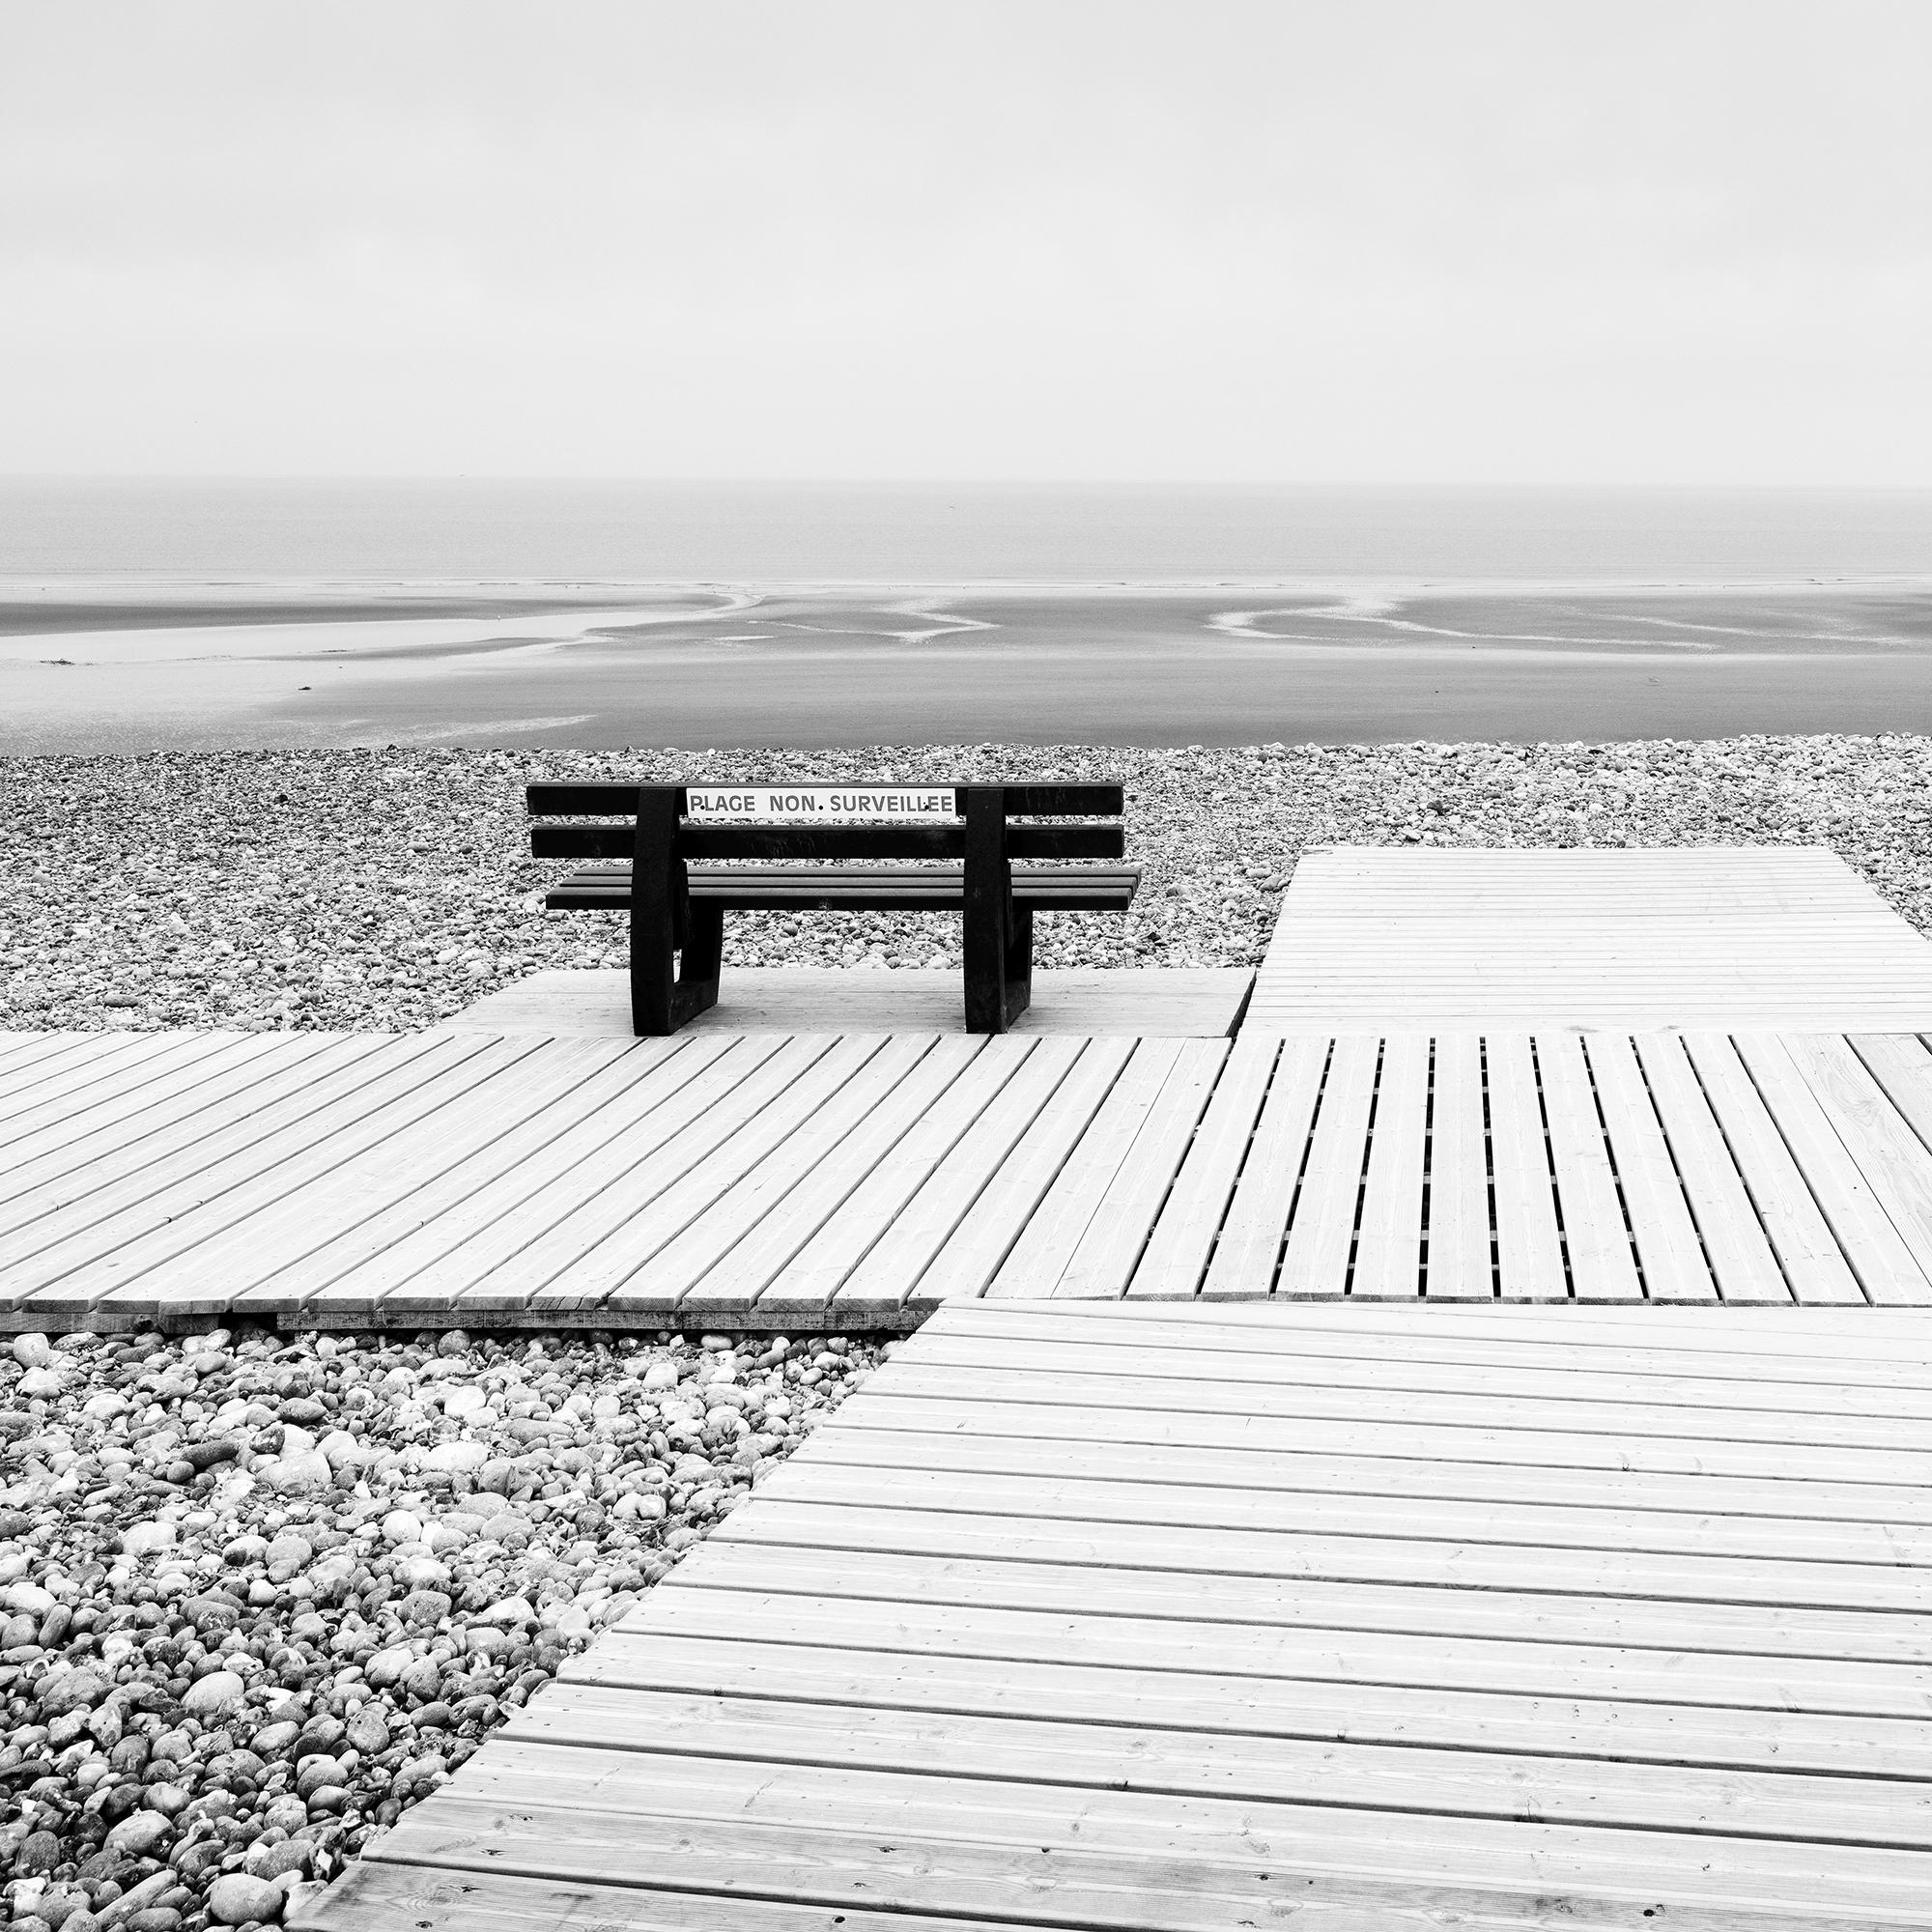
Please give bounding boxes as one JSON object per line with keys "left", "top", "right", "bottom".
{"left": 3, "top": 479, "right": 1930, "bottom": 753}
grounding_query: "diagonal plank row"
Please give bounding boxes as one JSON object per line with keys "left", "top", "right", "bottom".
{"left": 0, "top": 1027, "right": 1225, "bottom": 1328}
{"left": 1131, "top": 1027, "right": 1932, "bottom": 1303}
{"left": 298, "top": 1298, "right": 1932, "bottom": 1932}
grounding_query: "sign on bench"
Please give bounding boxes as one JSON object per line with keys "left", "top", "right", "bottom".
{"left": 686, "top": 785, "right": 956, "bottom": 821}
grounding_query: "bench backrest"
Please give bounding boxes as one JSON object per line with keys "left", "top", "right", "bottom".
{"left": 526, "top": 781, "right": 1125, "bottom": 864}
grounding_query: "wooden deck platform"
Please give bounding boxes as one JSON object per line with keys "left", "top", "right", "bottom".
{"left": 1247, "top": 844, "right": 1932, "bottom": 1034}
{"left": 298, "top": 1297, "right": 1932, "bottom": 1932}
{"left": 447, "top": 966, "right": 1254, "bottom": 1038}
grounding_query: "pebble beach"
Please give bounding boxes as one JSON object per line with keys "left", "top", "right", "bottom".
{"left": 0, "top": 1321, "right": 882, "bottom": 1932}
{"left": 7, "top": 728, "right": 1932, "bottom": 1928}
{"left": 6, "top": 734, "right": 1932, "bottom": 1034}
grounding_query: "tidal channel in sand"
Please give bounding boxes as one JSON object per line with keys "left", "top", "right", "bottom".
{"left": 4, "top": 580, "right": 1932, "bottom": 753}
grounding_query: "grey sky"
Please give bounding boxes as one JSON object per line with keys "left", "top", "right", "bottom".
{"left": 4, "top": 0, "right": 1927, "bottom": 482}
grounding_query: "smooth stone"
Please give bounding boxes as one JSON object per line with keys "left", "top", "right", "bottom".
{"left": 206, "top": 1873, "right": 284, "bottom": 1926}
{"left": 183, "top": 1670, "right": 247, "bottom": 1719}
{"left": 260, "top": 1450, "right": 333, "bottom": 1493}
{"left": 103, "top": 1810, "right": 173, "bottom": 1858}
{"left": 120, "top": 1520, "right": 176, "bottom": 1556}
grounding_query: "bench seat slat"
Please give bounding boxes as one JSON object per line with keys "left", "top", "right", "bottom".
{"left": 545, "top": 865, "right": 1141, "bottom": 915}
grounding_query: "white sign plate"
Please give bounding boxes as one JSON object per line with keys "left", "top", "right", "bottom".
{"left": 686, "top": 785, "right": 956, "bottom": 821}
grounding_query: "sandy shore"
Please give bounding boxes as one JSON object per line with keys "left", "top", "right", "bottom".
{"left": 4, "top": 581, "right": 1931, "bottom": 754}
{"left": 5, "top": 734, "right": 1932, "bottom": 1035}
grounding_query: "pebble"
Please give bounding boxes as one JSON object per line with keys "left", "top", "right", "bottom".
{"left": 11, "top": 737, "right": 1932, "bottom": 1031}
{"left": 205, "top": 1873, "right": 282, "bottom": 1925}
{"left": 0, "top": 1324, "right": 880, "bottom": 1929}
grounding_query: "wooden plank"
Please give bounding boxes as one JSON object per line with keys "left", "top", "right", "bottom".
{"left": 913, "top": 1037, "right": 1135, "bottom": 1302}
{"left": 274, "top": 1035, "right": 755, "bottom": 1313}
{"left": 923, "top": 1298, "right": 1932, "bottom": 1392}
{"left": 986, "top": 1037, "right": 1187, "bottom": 1296}
{"left": 441, "top": 1736, "right": 1932, "bottom": 1918}
{"left": 770, "top": 1452, "right": 1932, "bottom": 1571}
{"left": 668, "top": 1547, "right": 1932, "bottom": 1708}
{"left": 295, "top": 1861, "right": 1061, "bottom": 1932}
{"left": 0, "top": 1034, "right": 417, "bottom": 1279}
{"left": 805, "top": 1422, "right": 1932, "bottom": 1532}
{"left": 746, "top": 1468, "right": 1932, "bottom": 1607}
{"left": 731, "top": 1487, "right": 1932, "bottom": 1613}
{"left": 1349, "top": 1033, "right": 1428, "bottom": 1296}
{"left": 1537, "top": 1035, "right": 1642, "bottom": 1301}
{"left": 848, "top": 1387, "right": 1932, "bottom": 1486}
{"left": 766, "top": 1038, "right": 1034, "bottom": 1311}
{"left": 834, "top": 1037, "right": 1091, "bottom": 1308}
{"left": 9, "top": 1035, "right": 528, "bottom": 1314}
{"left": 576, "top": 1628, "right": 1932, "bottom": 1777}
{"left": 1199, "top": 1036, "right": 1326, "bottom": 1297}
{"left": 314, "top": 1806, "right": 1643, "bottom": 1932}
{"left": 1632, "top": 1034, "right": 1792, "bottom": 1304}
{"left": 925, "top": 1295, "right": 1932, "bottom": 1372}
{"left": 1043, "top": 1037, "right": 1227, "bottom": 1298}
{"left": 1779, "top": 1032, "right": 1932, "bottom": 1303}
{"left": 1730, "top": 1032, "right": 1929, "bottom": 1305}
{"left": 1852, "top": 1032, "right": 1932, "bottom": 1151}
{"left": 214, "top": 1043, "right": 696, "bottom": 1314}
{"left": 867, "top": 1352, "right": 1932, "bottom": 1453}
{"left": 510, "top": 1043, "right": 885, "bottom": 1314}
{"left": 1275, "top": 1035, "right": 1376, "bottom": 1296}
{"left": 1423, "top": 1032, "right": 1492, "bottom": 1298}
{"left": 1484, "top": 1035, "right": 1566, "bottom": 1299}
{"left": 1126, "top": 1036, "right": 1276, "bottom": 1297}
{"left": 609, "top": 1631, "right": 1932, "bottom": 1829}
{"left": 132, "top": 1033, "right": 609, "bottom": 1305}
{"left": 0, "top": 1032, "right": 157, "bottom": 1121}
{"left": 0, "top": 1034, "right": 315, "bottom": 1202}
{"left": 892, "top": 1331, "right": 1932, "bottom": 1435}
{"left": 683, "top": 1535, "right": 1932, "bottom": 1664}
{"left": 0, "top": 1033, "right": 89, "bottom": 1083}
{"left": 0, "top": 1030, "right": 238, "bottom": 1151}
{"left": 904, "top": 1306, "right": 1932, "bottom": 1414}
{"left": 510, "top": 1679, "right": 1932, "bottom": 1852}
{"left": 1585, "top": 1035, "right": 1717, "bottom": 1302}
{"left": 678, "top": 1037, "right": 985, "bottom": 1316}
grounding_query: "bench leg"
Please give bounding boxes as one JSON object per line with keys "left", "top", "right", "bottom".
{"left": 630, "top": 902, "right": 722, "bottom": 1037}
{"left": 671, "top": 902, "right": 723, "bottom": 1028}
{"left": 1003, "top": 906, "right": 1034, "bottom": 1026}
{"left": 629, "top": 786, "right": 722, "bottom": 1037}
{"left": 965, "top": 897, "right": 1034, "bottom": 1034}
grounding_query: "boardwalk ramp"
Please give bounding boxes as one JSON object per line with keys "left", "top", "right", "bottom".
{"left": 300, "top": 1298, "right": 1932, "bottom": 1932}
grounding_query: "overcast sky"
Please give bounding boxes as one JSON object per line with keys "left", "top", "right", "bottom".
{"left": 4, "top": 1, "right": 1927, "bottom": 483}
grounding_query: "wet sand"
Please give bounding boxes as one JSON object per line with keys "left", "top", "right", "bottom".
{"left": 3, "top": 580, "right": 1930, "bottom": 753}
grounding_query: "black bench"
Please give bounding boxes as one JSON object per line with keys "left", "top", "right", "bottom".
{"left": 526, "top": 781, "right": 1138, "bottom": 1036}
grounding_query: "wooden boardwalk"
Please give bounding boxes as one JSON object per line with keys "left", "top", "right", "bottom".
{"left": 13, "top": 1020, "right": 1932, "bottom": 1320}
{"left": 1129, "top": 1027, "right": 1932, "bottom": 1304}
{"left": 299, "top": 1297, "right": 1932, "bottom": 1932}
{"left": 0, "top": 1027, "right": 1228, "bottom": 1329}
{"left": 1247, "top": 845, "right": 1932, "bottom": 1034}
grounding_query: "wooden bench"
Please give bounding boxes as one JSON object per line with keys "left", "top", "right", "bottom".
{"left": 526, "top": 781, "right": 1138, "bottom": 1036}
